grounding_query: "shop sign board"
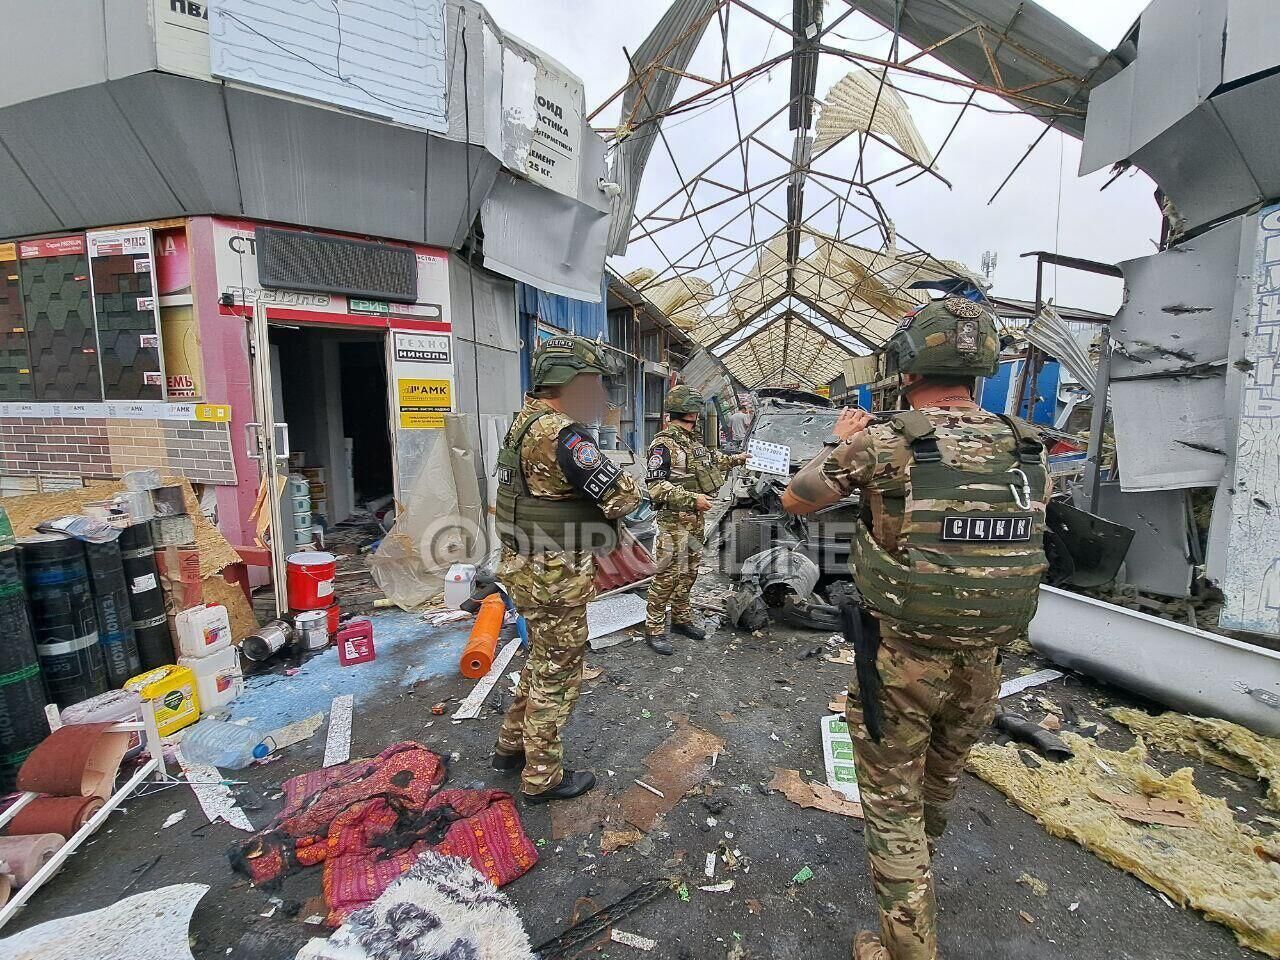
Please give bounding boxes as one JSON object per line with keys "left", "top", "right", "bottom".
{"left": 527, "top": 59, "right": 584, "bottom": 197}
{"left": 153, "top": 0, "right": 213, "bottom": 80}
{"left": 392, "top": 330, "right": 454, "bottom": 430}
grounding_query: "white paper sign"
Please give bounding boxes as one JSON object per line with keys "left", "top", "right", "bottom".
{"left": 821, "top": 714, "right": 860, "bottom": 802}
{"left": 746, "top": 439, "right": 791, "bottom": 477}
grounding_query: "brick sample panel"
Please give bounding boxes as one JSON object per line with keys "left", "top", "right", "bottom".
{"left": 18, "top": 236, "right": 100, "bottom": 402}
{"left": 0, "top": 245, "right": 33, "bottom": 401}
{"left": 87, "top": 229, "right": 165, "bottom": 402}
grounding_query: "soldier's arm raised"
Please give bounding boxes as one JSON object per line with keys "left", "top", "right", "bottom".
{"left": 782, "top": 410, "right": 880, "bottom": 514}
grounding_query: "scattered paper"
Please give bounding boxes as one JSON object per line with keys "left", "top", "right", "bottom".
{"left": 454, "top": 638, "right": 521, "bottom": 720}
{"left": 704, "top": 852, "right": 717, "bottom": 878}
{"left": 825, "top": 648, "right": 856, "bottom": 665}
{"left": 746, "top": 438, "right": 791, "bottom": 477}
{"left": 699, "top": 880, "right": 735, "bottom": 893}
{"left": 160, "top": 809, "right": 187, "bottom": 830}
{"left": 999, "top": 669, "right": 1065, "bottom": 699}
{"left": 176, "top": 749, "right": 253, "bottom": 832}
{"left": 323, "top": 695, "right": 354, "bottom": 768}
{"left": 828, "top": 693, "right": 848, "bottom": 713}
{"left": 610, "top": 929, "right": 657, "bottom": 951}
{"left": 425, "top": 609, "right": 472, "bottom": 626}
{"left": 770, "top": 768, "right": 863, "bottom": 819}
{"left": 791, "top": 865, "right": 814, "bottom": 885}
{"left": 267, "top": 712, "right": 325, "bottom": 751}
{"left": 581, "top": 665, "right": 604, "bottom": 682}
{"left": 820, "top": 715, "right": 861, "bottom": 801}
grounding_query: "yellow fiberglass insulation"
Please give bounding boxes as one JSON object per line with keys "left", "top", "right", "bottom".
{"left": 967, "top": 735, "right": 1280, "bottom": 957}
{"left": 1108, "top": 707, "right": 1280, "bottom": 811}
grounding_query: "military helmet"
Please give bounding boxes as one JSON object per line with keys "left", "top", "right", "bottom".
{"left": 665, "top": 384, "right": 704, "bottom": 415}
{"left": 882, "top": 296, "right": 1000, "bottom": 378}
{"left": 531, "top": 335, "right": 622, "bottom": 390}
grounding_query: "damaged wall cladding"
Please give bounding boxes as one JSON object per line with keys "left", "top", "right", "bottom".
{"left": 1081, "top": 0, "right": 1280, "bottom": 233}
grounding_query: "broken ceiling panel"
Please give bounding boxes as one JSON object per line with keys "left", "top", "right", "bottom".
{"left": 813, "top": 68, "right": 932, "bottom": 168}
{"left": 851, "top": 0, "right": 1128, "bottom": 138}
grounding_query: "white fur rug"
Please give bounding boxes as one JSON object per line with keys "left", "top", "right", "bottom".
{"left": 297, "top": 852, "right": 534, "bottom": 960}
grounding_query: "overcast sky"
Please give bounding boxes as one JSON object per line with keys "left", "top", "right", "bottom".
{"left": 482, "top": 0, "right": 1157, "bottom": 317}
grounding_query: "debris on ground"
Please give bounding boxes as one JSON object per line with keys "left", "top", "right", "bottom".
{"left": 1089, "top": 786, "right": 1196, "bottom": 827}
{"left": 1109, "top": 707, "right": 1280, "bottom": 811}
{"left": 582, "top": 665, "right": 604, "bottom": 682}
{"left": 828, "top": 692, "right": 847, "bottom": 713}
{"left": 769, "top": 769, "right": 863, "bottom": 819}
{"left": 791, "top": 865, "right": 814, "bottom": 886}
{"left": 993, "top": 712, "right": 1074, "bottom": 762}
{"left": 266, "top": 712, "right": 326, "bottom": 751}
{"left": 825, "top": 648, "right": 856, "bottom": 665}
{"left": 820, "top": 715, "right": 861, "bottom": 801}
{"left": 297, "top": 851, "right": 534, "bottom": 960}
{"left": 615, "top": 717, "right": 725, "bottom": 833}
{"left": 969, "top": 734, "right": 1280, "bottom": 956}
{"left": 997, "top": 669, "right": 1065, "bottom": 699}
{"left": 1017, "top": 873, "right": 1048, "bottom": 896}
{"left": 699, "top": 880, "right": 735, "bottom": 893}
{"left": 322, "top": 694, "right": 355, "bottom": 768}
{"left": 610, "top": 928, "right": 657, "bottom": 951}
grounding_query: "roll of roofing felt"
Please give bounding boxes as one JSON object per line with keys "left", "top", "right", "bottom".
{"left": 0, "top": 834, "right": 63, "bottom": 886}
{"left": 16, "top": 721, "right": 130, "bottom": 800}
{"left": 6, "top": 795, "right": 103, "bottom": 837}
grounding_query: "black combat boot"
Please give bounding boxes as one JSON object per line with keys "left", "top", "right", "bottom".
{"left": 524, "top": 770, "right": 596, "bottom": 803}
{"left": 672, "top": 620, "right": 706, "bottom": 641}
{"left": 646, "top": 631, "right": 674, "bottom": 655}
{"left": 491, "top": 747, "right": 525, "bottom": 772}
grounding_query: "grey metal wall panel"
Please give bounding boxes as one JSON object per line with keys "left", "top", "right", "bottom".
{"left": 1087, "top": 482, "right": 1194, "bottom": 598}
{"left": 1222, "top": 0, "right": 1275, "bottom": 85}
{"left": 105, "top": 0, "right": 158, "bottom": 80}
{"left": 1129, "top": 104, "right": 1261, "bottom": 232}
{"left": 108, "top": 74, "right": 241, "bottom": 216}
{"left": 424, "top": 139, "right": 498, "bottom": 250}
{"left": 0, "top": 141, "right": 59, "bottom": 237}
{"left": 0, "top": 0, "right": 108, "bottom": 109}
{"left": 0, "top": 85, "right": 181, "bottom": 229}
{"left": 1111, "top": 375, "right": 1228, "bottom": 491}
{"left": 1111, "top": 219, "right": 1242, "bottom": 378}
{"left": 448, "top": 256, "right": 519, "bottom": 352}
{"left": 1127, "top": 0, "right": 1226, "bottom": 155}
{"left": 481, "top": 172, "right": 609, "bottom": 303}
{"left": 226, "top": 89, "right": 428, "bottom": 242}
{"left": 1210, "top": 73, "right": 1280, "bottom": 201}
{"left": 1079, "top": 64, "right": 1135, "bottom": 175}
{"left": 577, "top": 126, "right": 611, "bottom": 215}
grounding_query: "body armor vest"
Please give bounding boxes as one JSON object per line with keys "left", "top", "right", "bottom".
{"left": 853, "top": 411, "right": 1048, "bottom": 633}
{"left": 654, "top": 428, "right": 722, "bottom": 497}
{"left": 495, "top": 410, "right": 615, "bottom": 554}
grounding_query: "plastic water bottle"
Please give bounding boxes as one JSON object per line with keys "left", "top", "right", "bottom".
{"left": 180, "top": 718, "right": 273, "bottom": 770}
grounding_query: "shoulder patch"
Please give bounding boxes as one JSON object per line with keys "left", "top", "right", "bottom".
{"left": 647, "top": 443, "right": 672, "bottom": 482}
{"left": 555, "top": 425, "right": 621, "bottom": 503}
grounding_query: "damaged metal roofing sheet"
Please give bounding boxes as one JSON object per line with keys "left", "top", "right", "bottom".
{"left": 851, "top": 0, "right": 1130, "bottom": 138}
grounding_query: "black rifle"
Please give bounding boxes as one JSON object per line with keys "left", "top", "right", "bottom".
{"left": 837, "top": 601, "right": 884, "bottom": 743}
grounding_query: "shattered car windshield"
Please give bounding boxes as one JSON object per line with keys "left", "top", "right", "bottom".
{"left": 747, "top": 400, "right": 842, "bottom": 467}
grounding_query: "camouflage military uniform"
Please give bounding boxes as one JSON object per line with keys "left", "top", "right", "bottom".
{"left": 644, "top": 424, "right": 734, "bottom": 633}
{"left": 823, "top": 407, "right": 1049, "bottom": 960}
{"left": 495, "top": 399, "right": 640, "bottom": 795}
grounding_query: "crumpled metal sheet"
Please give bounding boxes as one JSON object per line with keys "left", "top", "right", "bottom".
{"left": 0, "top": 883, "right": 208, "bottom": 960}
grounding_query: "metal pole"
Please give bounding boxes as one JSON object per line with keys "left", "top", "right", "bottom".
{"left": 250, "top": 302, "right": 288, "bottom": 618}
{"left": 1012, "top": 256, "right": 1044, "bottom": 419}
{"left": 1079, "top": 328, "right": 1111, "bottom": 513}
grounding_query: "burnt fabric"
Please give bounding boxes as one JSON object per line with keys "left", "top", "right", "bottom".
{"left": 229, "top": 743, "right": 537, "bottom": 926}
{"left": 845, "top": 631, "right": 1002, "bottom": 960}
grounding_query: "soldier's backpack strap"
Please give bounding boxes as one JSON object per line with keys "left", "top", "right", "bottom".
{"left": 995, "top": 414, "right": 1045, "bottom": 465}
{"left": 890, "top": 409, "right": 942, "bottom": 464}
{"left": 504, "top": 409, "right": 556, "bottom": 494}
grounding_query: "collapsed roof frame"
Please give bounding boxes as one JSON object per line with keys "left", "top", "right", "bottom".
{"left": 593, "top": 0, "right": 1118, "bottom": 388}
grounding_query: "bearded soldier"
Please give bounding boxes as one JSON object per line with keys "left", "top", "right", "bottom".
{"left": 491, "top": 336, "right": 640, "bottom": 802}
{"left": 781, "top": 296, "right": 1049, "bottom": 960}
{"left": 643, "top": 385, "right": 747, "bottom": 655}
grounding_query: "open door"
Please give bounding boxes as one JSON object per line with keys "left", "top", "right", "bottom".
{"left": 246, "top": 302, "right": 289, "bottom": 617}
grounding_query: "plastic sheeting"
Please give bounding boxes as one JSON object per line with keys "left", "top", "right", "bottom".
{"left": 371, "top": 415, "right": 485, "bottom": 609}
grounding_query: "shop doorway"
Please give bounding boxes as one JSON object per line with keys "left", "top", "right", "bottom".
{"left": 264, "top": 325, "right": 395, "bottom": 613}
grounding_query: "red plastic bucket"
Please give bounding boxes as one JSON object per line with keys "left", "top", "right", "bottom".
{"left": 286, "top": 551, "right": 336, "bottom": 610}
{"left": 326, "top": 601, "right": 341, "bottom": 637}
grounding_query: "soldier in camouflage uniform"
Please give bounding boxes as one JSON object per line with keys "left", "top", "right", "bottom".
{"left": 643, "top": 385, "right": 746, "bottom": 655}
{"left": 781, "top": 296, "right": 1049, "bottom": 960}
{"left": 491, "top": 336, "right": 641, "bottom": 802}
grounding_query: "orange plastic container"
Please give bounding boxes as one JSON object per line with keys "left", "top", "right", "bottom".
{"left": 459, "top": 593, "right": 505, "bottom": 679}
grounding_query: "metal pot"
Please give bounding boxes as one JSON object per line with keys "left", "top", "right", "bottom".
{"left": 242, "top": 619, "right": 294, "bottom": 662}
{"left": 293, "top": 609, "right": 330, "bottom": 651}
